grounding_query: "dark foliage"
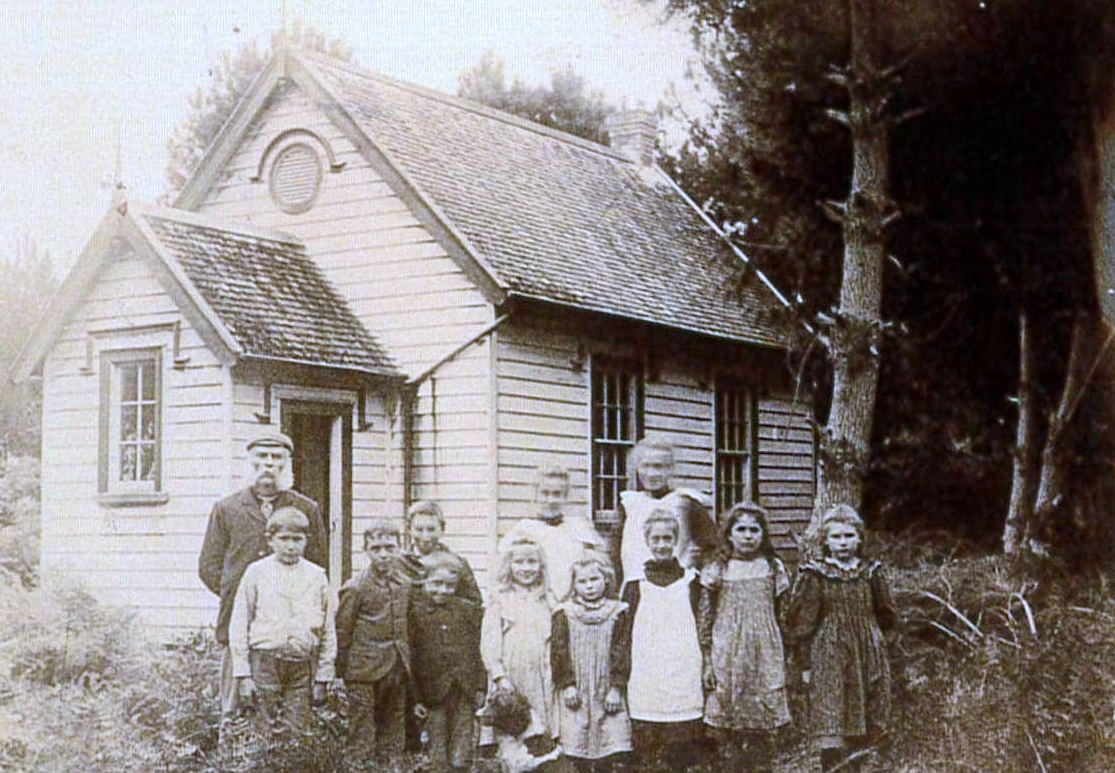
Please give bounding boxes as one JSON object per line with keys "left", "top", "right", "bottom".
{"left": 659, "top": 0, "right": 1115, "bottom": 550}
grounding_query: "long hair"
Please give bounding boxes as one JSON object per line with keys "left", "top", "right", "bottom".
{"left": 722, "top": 500, "right": 781, "bottom": 574}
{"left": 495, "top": 535, "right": 548, "bottom": 594}
{"left": 564, "top": 553, "right": 618, "bottom": 602}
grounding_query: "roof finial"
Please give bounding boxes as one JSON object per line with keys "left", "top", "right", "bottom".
{"left": 280, "top": 0, "right": 290, "bottom": 44}
{"left": 113, "top": 115, "right": 127, "bottom": 216}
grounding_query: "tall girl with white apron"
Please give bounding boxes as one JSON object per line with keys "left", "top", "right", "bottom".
{"left": 619, "top": 510, "right": 708, "bottom": 769}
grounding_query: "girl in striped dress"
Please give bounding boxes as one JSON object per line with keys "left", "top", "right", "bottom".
{"left": 787, "top": 505, "right": 896, "bottom": 771}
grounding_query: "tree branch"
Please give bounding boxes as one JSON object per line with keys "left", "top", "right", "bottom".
{"left": 819, "top": 198, "right": 847, "bottom": 224}
{"left": 824, "top": 108, "right": 851, "bottom": 128}
{"left": 891, "top": 104, "right": 931, "bottom": 126}
{"left": 881, "top": 206, "right": 903, "bottom": 228}
{"left": 824, "top": 66, "right": 850, "bottom": 89}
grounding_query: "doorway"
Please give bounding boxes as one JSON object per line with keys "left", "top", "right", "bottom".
{"left": 281, "top": 400, "right": 352, "bottom": 590}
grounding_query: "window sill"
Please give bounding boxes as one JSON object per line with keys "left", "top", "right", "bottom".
{"left": 98, "top": 492, "right": 170, "bottom": 508}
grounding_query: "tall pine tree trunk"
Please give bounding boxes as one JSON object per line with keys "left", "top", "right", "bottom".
{"left": 814, "top": 0, "right": 892, "bottom": 518}
{"left": 1003, "top": 311, "right": 1036, "bottom": 554}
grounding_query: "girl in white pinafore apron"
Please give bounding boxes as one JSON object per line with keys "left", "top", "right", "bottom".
{"left": 619, "top": 511, "right": 708, "bottom": 770}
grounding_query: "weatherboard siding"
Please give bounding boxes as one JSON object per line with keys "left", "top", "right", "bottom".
{"left": 407, "top": 340, "right": 495, "bottom": 585}
{"left": 757, "top": 397, "right": 816, "bottom": 551}
{"left": 195, "top": 80, "right": 492, "bottom": 376}
{"left": 39, "top": 249, "right": 229, "bottom": 637}
{"left": 495, "top": 324, "right": 589, "bottom": 541}
{"left": 494, "top": 320, "right": 816, "bottom": 555}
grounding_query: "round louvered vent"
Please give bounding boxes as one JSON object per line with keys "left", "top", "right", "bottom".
{"left": 269, "top": 143, "right": 323, "bottom": 214}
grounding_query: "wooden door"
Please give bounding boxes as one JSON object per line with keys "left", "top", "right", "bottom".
{"left": 281, "top": 401, "right": 352, "bottom": 588}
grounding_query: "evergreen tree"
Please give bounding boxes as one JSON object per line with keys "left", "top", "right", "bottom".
{"left": 659, "top": 0, "right": 1115, "bottom": 556}
{"left": 0, "top": 236, "right": 57, "bottom": 456}
{"left": 458, "top": 51, "right": 615, "bottom": 144}
{"left": 163, "top": 21, "right": 353, "bottom": 200}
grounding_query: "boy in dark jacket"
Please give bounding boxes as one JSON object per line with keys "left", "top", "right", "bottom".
{"left": 410, "top": 551, "right": 487, "bottom": 773}
{"left": 336, "top": 519, "right": 411, "bottom": 766}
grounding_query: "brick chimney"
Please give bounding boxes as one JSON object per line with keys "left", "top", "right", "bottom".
{"left": 604, "top": 110, "right": 658, "bottom": 166}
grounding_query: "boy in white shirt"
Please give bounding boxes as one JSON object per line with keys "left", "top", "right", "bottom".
{"left": 229, "top": 507, "right": 336, "bottom": 738}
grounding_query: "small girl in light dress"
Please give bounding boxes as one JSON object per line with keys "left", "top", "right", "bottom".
{"left": 699, "top": 501, "right": 791, "bottom": 770}
{"left": 551, "top": 554, "right": 632, "bottom": 772}
{"left": 482, "top": 535, "right": 558, "bottom": 739}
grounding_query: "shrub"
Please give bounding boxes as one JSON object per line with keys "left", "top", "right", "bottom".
{"left": 0, "top": 454, "right": 40, "bottom": 587}
{"left": 3, "top": 585, "right": 140, "bottom": 686}
{"left": 865, "top": 550, "right": 1115, "bottom": 772}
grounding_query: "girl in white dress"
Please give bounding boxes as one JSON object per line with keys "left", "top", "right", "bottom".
{"left": 483, "top": 536, "right": 559, "bottom": 739}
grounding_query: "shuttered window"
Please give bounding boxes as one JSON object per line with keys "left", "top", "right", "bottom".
{"left": 715, "top": 381, "right": 754, "bottom": 513}
{"left": 591, "top": 356, "right": 643, "bottom": 516}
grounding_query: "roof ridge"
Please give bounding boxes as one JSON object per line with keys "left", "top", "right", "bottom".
{"left": 294, "top": 48, "right": 632, "bottom": 163}
{"left": 129, "top": 201, "right": 303, "bottom": 246}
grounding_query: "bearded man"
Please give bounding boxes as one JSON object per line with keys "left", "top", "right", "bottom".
{"left": 198, "top": 429, "right": 327, "bottom": 719}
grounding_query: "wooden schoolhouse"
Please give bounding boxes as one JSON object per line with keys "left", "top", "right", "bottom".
{"left": 15, "top": 44, "right": 816, "bottom": 637}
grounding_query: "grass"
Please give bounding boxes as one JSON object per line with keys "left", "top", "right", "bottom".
{"left": 2, "top": 524, "right": 1115, "bottom": 770}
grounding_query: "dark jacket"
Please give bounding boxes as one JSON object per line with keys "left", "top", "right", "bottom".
{"left": 399, "top": 544, "right": 484, "bottom": 607}
{"left": 336, "top": 567, "right": 411, "bottom": 683}
{"left": 409, "top": 594, "right": 486, "bottom": 705}
{"left": 197, "top": 487, "right": 326, "bottom": 644}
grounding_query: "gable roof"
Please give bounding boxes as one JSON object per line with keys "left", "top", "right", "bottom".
{"left": 295, "top": 52, "right": 790, "bottom": 348}
{"left": 13, "top": 204, "right": 400, "bottom": 381}
{"left": 178, "top": 47, "right": 792, "bottom": 349}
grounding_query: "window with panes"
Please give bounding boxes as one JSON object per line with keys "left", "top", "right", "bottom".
{"left": 715, "top": 381, "right": 754, "bottom": 513}
{"left": 100, "top": 349, "right": 162, "bottom": 495}
{"left": 590, "top": 356, "right": 643, "bottom": 515}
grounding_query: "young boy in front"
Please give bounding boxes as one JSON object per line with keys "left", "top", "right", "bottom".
{"left": 228, "top": 507, "right": 336, "bottom": 739}
{"left": 619, "top": 438, "right": 720, "bottom": 584}
{"left": 410, "top": 552, "right": 487, "bottom": 773}
{"left": 336, "top": 519, "right": 412, "bottom": 765}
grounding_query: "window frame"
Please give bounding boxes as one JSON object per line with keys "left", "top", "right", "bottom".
{"left": 589, "top": 353, "right": 644, "bottom": 520}
{"left": 713, "top": 377, "right": 756, "bottom": 514}
{"left": 98, "top": 347, "right": 167, "bottom": 506}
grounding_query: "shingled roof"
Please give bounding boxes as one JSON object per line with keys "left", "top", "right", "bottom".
{"left": 142, "top": 211, "right": 398, "bottom": 376}
{"left": 297, "top": 51, "right": 790, "bottom": 348}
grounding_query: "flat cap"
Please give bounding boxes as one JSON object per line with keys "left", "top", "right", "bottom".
{"left": 246, "top": 429, "right": 294, "bottom": 453}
